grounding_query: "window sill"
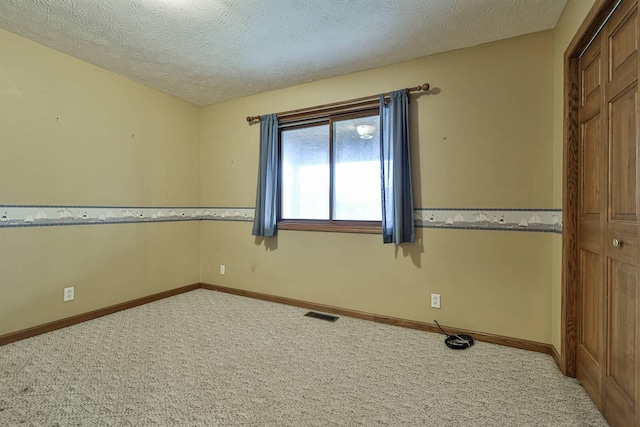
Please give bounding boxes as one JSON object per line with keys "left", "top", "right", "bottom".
{"left": 277, "top": 220, "right": 381, "bottom": 234}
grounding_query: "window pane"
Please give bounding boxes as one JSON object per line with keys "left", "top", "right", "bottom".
{"left": 333, "top": 116, "right": 382, "bottom": 221}
{"left": 281, "top": 125, "right": 330, "bottom": 219}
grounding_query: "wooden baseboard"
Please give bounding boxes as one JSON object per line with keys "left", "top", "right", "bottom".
{"left": 551, "top": 345, "right": 563, "bottom": 373}
{"left": 0, "top": 283, "right": 201, "bottom": 347}
{"left": 201, "top": 283, "right": 554, "bottom": 355}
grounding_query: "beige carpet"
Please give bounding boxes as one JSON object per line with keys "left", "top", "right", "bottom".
{"left": 0, "top": 289, "right": 608, "bottom": 426}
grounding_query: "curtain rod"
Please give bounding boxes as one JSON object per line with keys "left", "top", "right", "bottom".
{"left": 246, "top": 83, "right": 430, "bottom": 124}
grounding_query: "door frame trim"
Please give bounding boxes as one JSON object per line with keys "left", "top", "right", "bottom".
{"left": 561, "top": 0, "right": 621, "bottom": 377}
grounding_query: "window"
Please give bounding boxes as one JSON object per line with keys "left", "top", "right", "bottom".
{"left": 278, "top": 110, "right": 382, "bottom": 233}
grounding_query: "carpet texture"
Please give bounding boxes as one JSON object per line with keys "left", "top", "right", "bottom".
{"left": 0, "top": 289, "right": 608, "bottom": 426}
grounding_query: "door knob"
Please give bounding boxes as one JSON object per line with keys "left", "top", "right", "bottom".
{"left": 613, "top": 238, "right": 622, "bottom": 247}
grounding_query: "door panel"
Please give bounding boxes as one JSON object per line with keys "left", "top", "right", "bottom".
{"left": 609, "top": 5, "right": 638, "bottom": 77}
{"left": 604, "top": 261, "right": 637, "bottom": 427}
{"left": 608, "top": 84, "right": 638, "bottom": 221}
{"left": 578, "top": 249, "right": 604, "bottom": 405}
{"left": 584, "top": 53, "right": 602, "bottom": 101}
{"left": 607, "top": 260, "right": 636, "bottom": 402}
{"left": 581, "top": 250, "right": 604, "bottom": 361}
{"left": 602, "top": 3, "right": 639, "bottom": 426}
{"left": 578, "top": 28, "right": 606, "bottom": 411}
{"left": 582, "top": 114, "right": 603, "bottom": 217}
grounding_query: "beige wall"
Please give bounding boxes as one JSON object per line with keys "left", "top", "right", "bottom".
{"left": 200, "top": 31, "right": 556, "bottom": 343}
{"left": 1, "top": 6, "right": 592, "bottom": 346}
{"left": 0, "top": 29, "right": 201, "bottom": 335}
{"left": 550, "top": 0, "right": 597, "bottom": 355}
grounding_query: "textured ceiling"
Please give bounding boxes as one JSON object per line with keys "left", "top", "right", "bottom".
{"left": 0, "top": 0, "right": 567, "bottom": 106}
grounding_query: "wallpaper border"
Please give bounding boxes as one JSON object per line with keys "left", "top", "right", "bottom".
{"left": 0, "top": 205, "right": 562, "bottom": 233}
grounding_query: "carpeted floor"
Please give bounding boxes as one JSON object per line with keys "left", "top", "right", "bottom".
{"left": 0, "top": 289, "right": 608, "bottom": 426}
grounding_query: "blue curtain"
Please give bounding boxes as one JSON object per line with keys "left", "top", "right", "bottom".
{"left": 252, "top": 114, "right": 279, "bottom": 237}
{"left": 380, "top": 90, "right": 414, "bottom": 244}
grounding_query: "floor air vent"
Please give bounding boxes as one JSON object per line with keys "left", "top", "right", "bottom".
{"left": 304, "top": 311, "right": 339, "bottom": 322}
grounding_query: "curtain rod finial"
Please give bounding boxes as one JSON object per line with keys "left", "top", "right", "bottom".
{"left": 420, "top": 83, "right": 430, "bottom": 91}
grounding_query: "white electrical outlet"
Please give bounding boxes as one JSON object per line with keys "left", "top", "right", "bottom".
{"left": 219, "top": 265, "right": 226, "bottom": 275}
{"left": 63, "top": 287, "right": 74, "bottom": 302}
{"left": 431, "top": 293, "right": 441, "bottom": 309}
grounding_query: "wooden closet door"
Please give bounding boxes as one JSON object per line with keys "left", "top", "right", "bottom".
{"left": 577, "top": 28, "right": 606, "bottom": 410}
{"left": 577, "top": 1, "right": 639, "bottom": 426}
{"left": 602, "top": 2, "right": 639, "bottom": 426}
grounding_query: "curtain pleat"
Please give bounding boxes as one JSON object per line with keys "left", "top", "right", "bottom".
{"left": 380, "top": 90, "right": 414, "bottom": 244}
{"left": 252, "top": 114, "right": 279, "bottom": 237}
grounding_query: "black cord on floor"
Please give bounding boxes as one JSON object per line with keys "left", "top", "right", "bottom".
{"left": 434, "top": 320, "right": 475, "bottom": 350}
